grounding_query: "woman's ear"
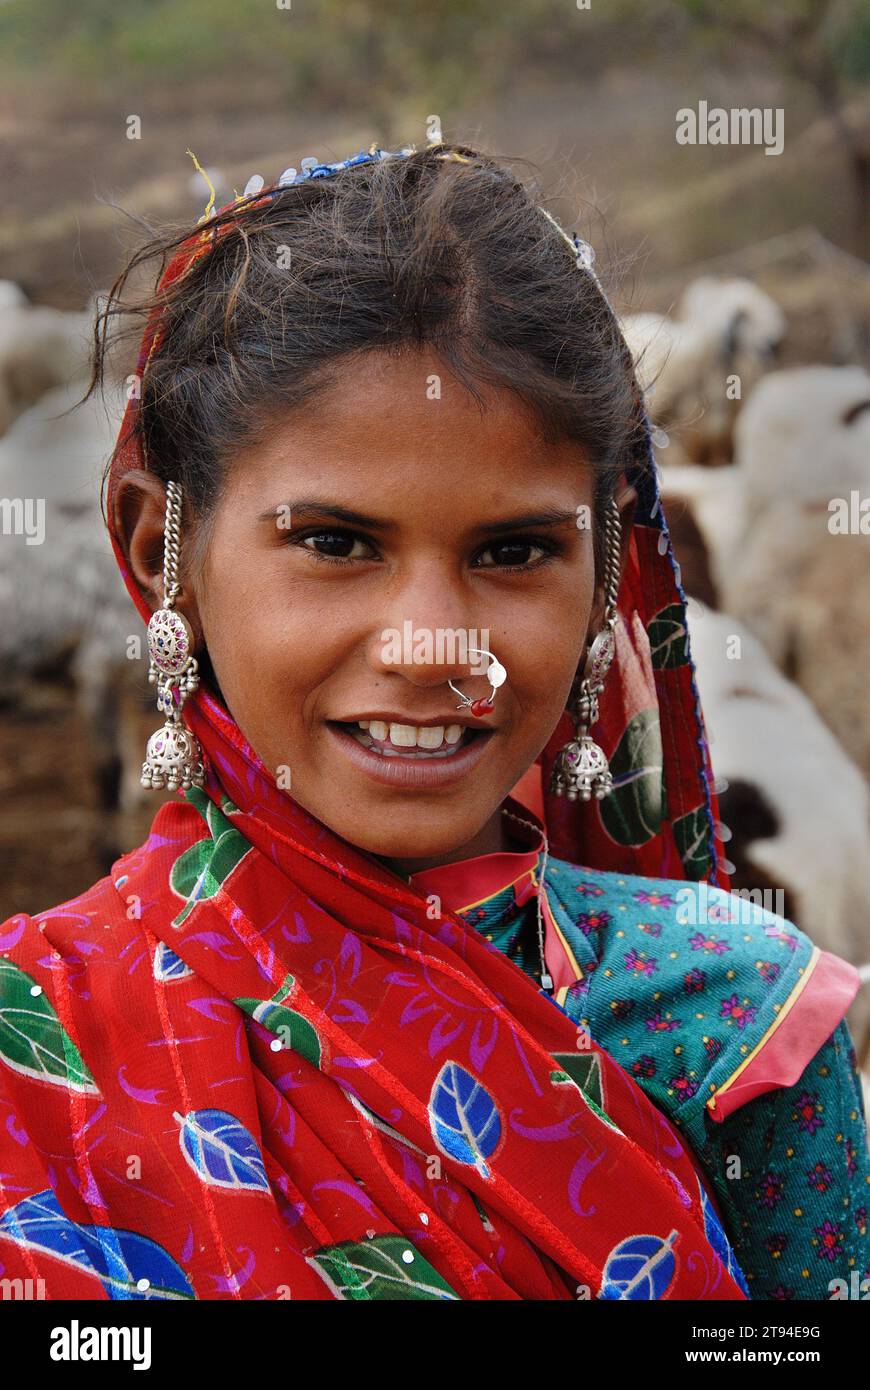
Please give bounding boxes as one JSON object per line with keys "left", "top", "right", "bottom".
{"left": 112, "top": 470, "right": 203, "bottom": 639}
{"left": 586, "top": 482, "right": 637, "bottom": 636}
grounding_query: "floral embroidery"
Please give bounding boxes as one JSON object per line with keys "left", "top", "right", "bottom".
{"left": 645, "top": 1010, "right": 681, "bottom": 1033}
{"left": 806, "top": 1161, "right": 833, "bottom": 1194}
{"left": 755, "top": 1171, "right": 785, "bottom": 1210}
{"left": 669, "top": 1069, "right": 699, "bottom": 1103}
{"left": 689, "top": 932, "right": 731, "bottom": 956}
{"left": 633, "top": 889, "right": 675, "bottom": 908}
{"left": 793, "top": 1091, "right": 824, "bottom": 1135}
{"left": 609, "top": 998, "right": 634, "bottom": 1020}
{"left": 636, "top": 919, "right": 663, "bottom": 937}
{"left": 623, "top": 948, "right": 657, "bottom": 977}
{"left": 574, "top": 882, "right": 605, "bottom": 898}
{"left": 719, "top": 994, "right": 757, "bottom": 1030}
{"left": 632, "top": 1055, "right": 656, "bottom": 1078}
{"left": 577, "top": 909, "right": 612, "bottom": 936}
{"left": 813, "top": 1219, "right": 845, "bottom": 1261}
{"left": 756, "top": 960, "right": 780, "bottom": 984}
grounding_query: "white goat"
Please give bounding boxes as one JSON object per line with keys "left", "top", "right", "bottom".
{"left": 0, "top": 374, "right": 153, "bottom": 824}
{"left": 621, "top": 277, "right": 785, "bottom": 463}
{"left": 687, "top": 602, "right": 870, "bottom": 1060}
{"left": 0, "top": 284, "right": 94, "bottom": 437}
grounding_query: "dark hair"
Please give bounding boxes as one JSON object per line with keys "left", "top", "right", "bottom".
{"left": 84, "top": 141, "right": 649, "bottom": 579}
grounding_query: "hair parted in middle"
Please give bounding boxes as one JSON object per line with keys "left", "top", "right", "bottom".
{"left": 85, "top": 141, "right": 650, "bottom": 581}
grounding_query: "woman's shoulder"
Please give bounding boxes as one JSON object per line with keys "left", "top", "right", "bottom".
{"left": 541, "top": 854, "right": 861, "bottom": 1132}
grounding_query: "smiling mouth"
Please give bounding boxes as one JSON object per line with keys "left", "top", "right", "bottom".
{"left": 328, "top": 718, "right": 487, "bottom": 759}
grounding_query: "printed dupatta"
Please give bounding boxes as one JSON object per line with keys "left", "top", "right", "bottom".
{"left": 0, "top": 185, "right": 749, "bottom": 1301}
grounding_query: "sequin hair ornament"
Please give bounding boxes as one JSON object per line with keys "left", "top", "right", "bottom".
{"left": 141, "top": 479, "right": 205, "bottom": 792}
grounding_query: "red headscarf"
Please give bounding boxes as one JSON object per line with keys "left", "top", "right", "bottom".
{"left": 0, "top": 161, "right": 744, "bottom": 1301}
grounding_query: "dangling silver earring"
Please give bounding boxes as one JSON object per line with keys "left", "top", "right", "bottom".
{"left": 550, "top": 495, "right": 622, "bottom": 802}
{"left": 141, "top": 479, "right": 205, "bottom": 792}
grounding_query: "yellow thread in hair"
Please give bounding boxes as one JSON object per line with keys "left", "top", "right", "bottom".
{"left": 186, "top": 148, "right": 216, "bottom": 224}
{"left": 539, "top": 206, "right": 577, "bottom": 256}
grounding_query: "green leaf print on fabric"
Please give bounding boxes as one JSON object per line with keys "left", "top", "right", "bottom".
{"left": 551, "top": 1052, "right": 604, "bottom": 1107}
{"left": 171, "top": 787, "right": 252, "bottom": 927}
{"left": 550, "top": 1052, "right": 622, "bottom": 1133}
{"left": 308, "top": 1234, "right": 460, "bottom": 1300}
{"left": 235, "top": 973, "right": 323, "bottom": 1069}
{"left": 0, "top": 959, "right": 98, "bottom": 1094}
{"left": 648, "top": 602, "right": 690, "bottom": 670}
{"left": 599, "top": 708, "right": 665, "bottom": 847}
{"left": 672, "top": 803, "right": 714, "bottom": 881}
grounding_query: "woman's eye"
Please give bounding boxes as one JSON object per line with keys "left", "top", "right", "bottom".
{"left": 297, "top": 530, "right": 377, "bottom": 564}
{"left": 474, "top": 538, "right": 555, "bottom": 570}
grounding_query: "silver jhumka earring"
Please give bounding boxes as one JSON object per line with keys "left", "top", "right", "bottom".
{"left": 550, "top": 495, "right": 622, "bottom": 802}
{"left": 141, "top": 480, "right": 205, "bottom": 791}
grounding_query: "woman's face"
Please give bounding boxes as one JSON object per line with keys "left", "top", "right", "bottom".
{"left": 160, "top": 348, "right": 605, "bottom": 869}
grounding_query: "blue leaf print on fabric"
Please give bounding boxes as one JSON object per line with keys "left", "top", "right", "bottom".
{"left": 0, "top": 1189, "right": 195, "bottom": 1299}
{"left": 153, "top": 942, "right": 193, "bottom": 982}
{"left": 428, "top": 1061, "right": 501, "bottom": 1180}
{"left": 175, "top": 1108, "right": 270, "bottom": 1193}
{"left": 599, "top": 1230, "right": 678, "bottom": 1300}
{"left": 698, "top": 1179, "right": 750, "bottom": 1296}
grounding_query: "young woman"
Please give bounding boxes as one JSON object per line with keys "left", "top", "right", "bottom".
{"left": 0, "top": 142, "right": 866, "bottom": 1302}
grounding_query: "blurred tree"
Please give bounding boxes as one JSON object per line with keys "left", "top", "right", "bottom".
{"left": 679, "top": 0, "right": 870, "bottom": 255}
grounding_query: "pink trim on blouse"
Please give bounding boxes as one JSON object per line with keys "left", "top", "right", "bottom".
{"left": 706, "top": 948, "right": 860, "bottom": 1123}
{"left": 408, "top": 795, "right": 580, "bottom": 997}
{"left": 410, "top": 785, "right": 861, "bottom": 1119}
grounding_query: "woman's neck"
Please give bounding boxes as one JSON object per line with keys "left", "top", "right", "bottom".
{"left": 374, "top": 805, "right": 522, "bottom": 881}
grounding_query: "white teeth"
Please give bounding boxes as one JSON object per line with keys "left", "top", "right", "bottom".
{"left": 353, "top": 720, "right": 466, "bottom": 749}
{"left": 345, "top": 716, "right": 484, "bottom": 759}
{"left": 390, "top": 722, "right": 418, "bottom": 747}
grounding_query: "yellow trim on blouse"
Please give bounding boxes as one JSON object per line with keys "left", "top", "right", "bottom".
{"left": 706, "top": 945, "right": 821, "bottom": 1114}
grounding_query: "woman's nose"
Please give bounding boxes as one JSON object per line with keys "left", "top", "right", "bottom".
{"left": 368, "top": 615, "right": 493, "bottom": 687}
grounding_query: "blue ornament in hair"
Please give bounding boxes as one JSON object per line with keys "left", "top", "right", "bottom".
{"left": 237, "top": 143, "right": 420, "bottom": 204}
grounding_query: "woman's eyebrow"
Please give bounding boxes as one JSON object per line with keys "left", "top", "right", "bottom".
{"left": 477, "top": 508, "right": 581, "bottom": 534}
{"left": 259, "top": 500, "right": 581, "bottom": 532}
{"left": 258, "top": 500, "right": 393, "bottom": 530}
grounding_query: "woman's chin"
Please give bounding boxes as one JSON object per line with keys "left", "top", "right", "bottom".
{"left": 338, "top": 812, "right": 489, "bottom": 867}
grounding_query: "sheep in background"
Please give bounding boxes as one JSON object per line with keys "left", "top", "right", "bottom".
{"left": 658, "top": 367, "right": 870, "bottom": 779}
{"left": 731, "top": 364, "right": 870, "bottom": 510}
{"left": 686, "top": 602, "right": 870, "bottom": 1062}
{"left": 0, "top": 283, "right": 95, "bottom": 437}
{"left": 621, "top": 277, "right": 786, "bottom": 464}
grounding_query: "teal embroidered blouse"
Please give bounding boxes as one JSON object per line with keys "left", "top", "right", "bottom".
{"left": 413, "top": 838, "right": 870, "bottom": 1301}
